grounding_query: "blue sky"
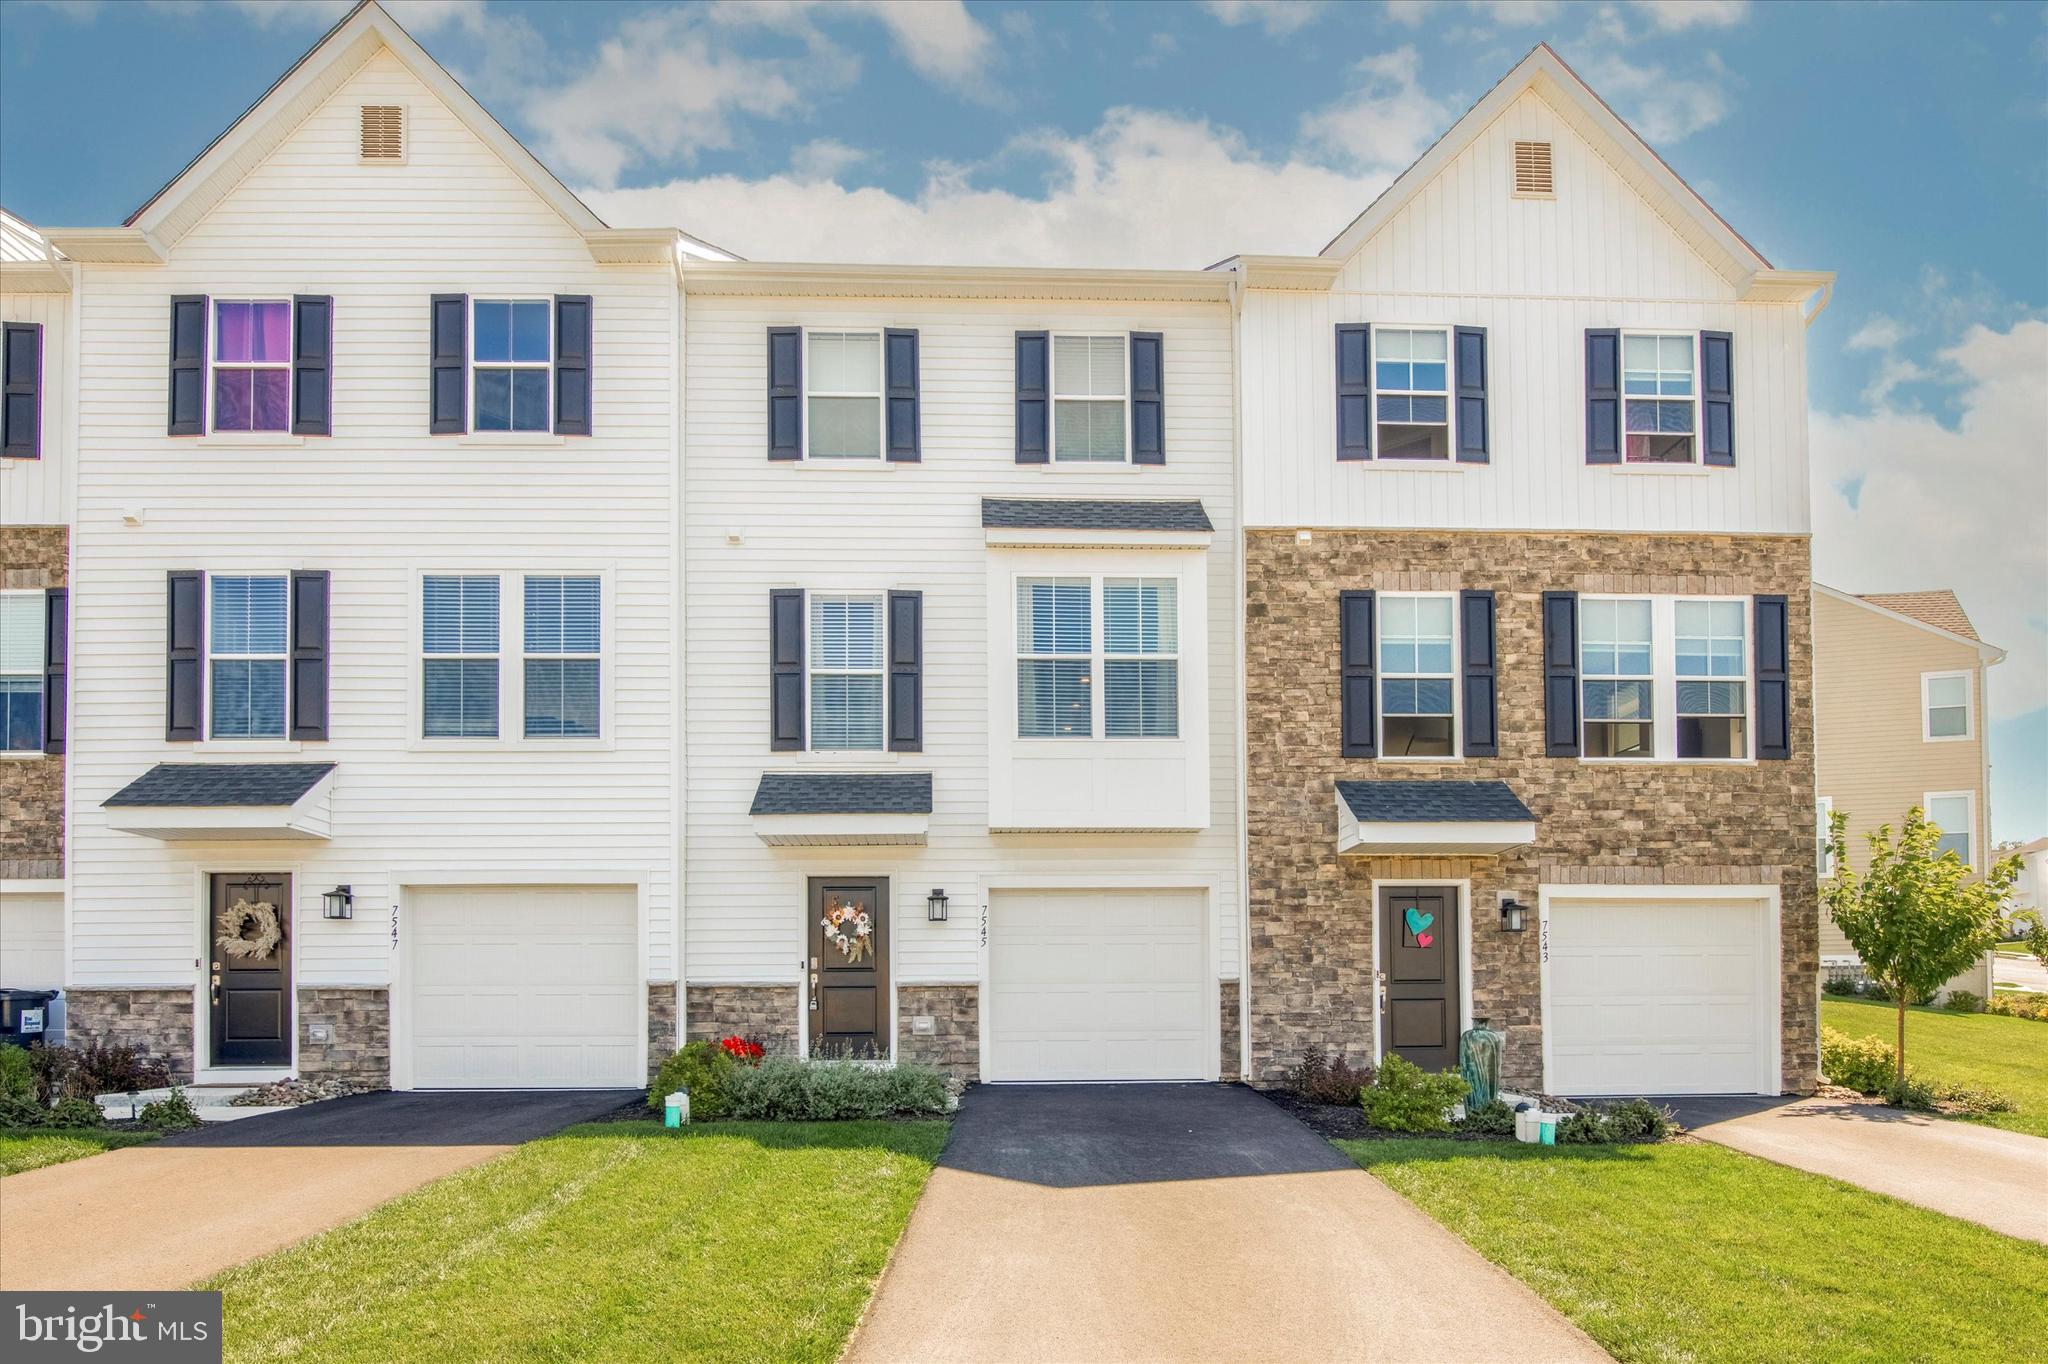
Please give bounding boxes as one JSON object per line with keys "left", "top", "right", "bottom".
{"left": 4, "top": 0, "right": 2043, "bottom": 838}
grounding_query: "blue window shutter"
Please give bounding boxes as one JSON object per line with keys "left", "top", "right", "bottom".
{"left": 1130, "top": 331, "right": 1164, "bottom": 464}
{"left": 166, "top": 571, "right": 205, "bottom": 741}
{"left": 767, "top": 327, "right": 802, "bottom": 460}
{"left": 429, "top": 294, "right": 467, "bottom": 434}
{"left": 1336, "top": 324, "right": 1371, "bottom": 460}
{"left": 290, "top": 570, "right": 330, "bottom": 741}
{"left": 770, "top": 589, "right": 804, "bottom": 749}
{"left": 1542, "top": 591, "right": 1580, "bottom": 756}
{"left": 554, "top": 295, "right": 592, "bottom": 436}
{"left": 2, "top": 322, "right": 41, "bottom": 457}
{"left": 1701, "top": 330, "right": 1734, "bottom": 466}
{"left": 168, "top": 296, "right": 208, "bottom": 436}
{"left": 888, "top": 589, "right": 923, "bottom": 752}
{"left": 1015, "top": 331, "right": 1049, "bottom": 463}
{"left": 1585, "top": 329, "right": 1620, "bottom": 464}
{"left": 885, "top": 328, "right": 920, "bottom": 462}
{"left": 1340, "top": 590, "right": 1376, "bottom": 757}
{"left": 1454, "top": 326, "right": 1488, "bottom": 464}
{"left": 1755, "top": 594, "right": 1790, "bottom": 759}
{"left": 41, "top": 588, "right": 66, "bottom": 755}
{"left": 1460, "top": 589, "right": 1497, "bottom": 757}
{"left": 290, "top": 295, "right": 332, "bottom": 437}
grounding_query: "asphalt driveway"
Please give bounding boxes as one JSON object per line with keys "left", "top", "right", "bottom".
{"left": 845, "top": 1084, "right": 1607, "bottom": 1363}
{"left": 0, "top": 1089, "right": 636, "bottom": 1290}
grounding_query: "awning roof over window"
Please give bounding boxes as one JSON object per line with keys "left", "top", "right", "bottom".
{"left": 981, "top": 497, "right": 1214, "bottom": 548}
{"left": 750, "top": 772, "right": 932, "bottom": 846}
{"left": 103, "top": 763, "right": 337, "bottom": 841}
{"left": 1336, "top": 780, "right": 1537, "bottom": 856}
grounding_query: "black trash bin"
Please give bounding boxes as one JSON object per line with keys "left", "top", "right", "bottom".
{"left": 0, "top": 988, "right": 57, "bottom": 1046}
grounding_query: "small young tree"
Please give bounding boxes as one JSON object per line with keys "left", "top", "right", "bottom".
{"left": 1823, "top": 807, "right": 2022, "bottom": 1080}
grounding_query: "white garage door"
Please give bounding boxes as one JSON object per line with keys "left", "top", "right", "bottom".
{"left": 986, "top": 889, "right": 1209, "bottom": 1083}
{"left": 407, "top": 886, "right": 640, "bottom": 1089}
{"left": 1545, "top": 897, "right": 1774, "bottom": 1096}
{"left": 0, "top": 891, "right": 64, "bottom": 989}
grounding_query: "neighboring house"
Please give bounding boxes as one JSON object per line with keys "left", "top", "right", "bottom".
{"left": 1225, "top": 44, "right": 1829, "bottom": 1097}
{"left": 0, "top": 208, "right": 71, "bottom": 994}
{"left": 1814, "top": 586, "right": 2005, "bottom": 1000}
{"left": 2009, "top": 836, "right": 2048, "bottom": 919}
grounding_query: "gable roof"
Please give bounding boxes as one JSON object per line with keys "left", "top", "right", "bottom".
{"left": 1855, "top": 590, "right": 1978, "bottom": 641}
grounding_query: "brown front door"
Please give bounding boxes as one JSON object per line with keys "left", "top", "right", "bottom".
{"left": 209, "top": 872, "right": 292, "bottom": 1067}
{"left": 1380, "top": 885, "right": 1459, "bottom": 1072}
{"left": 809, "top": 877, "right": 889, "bottom": 1059}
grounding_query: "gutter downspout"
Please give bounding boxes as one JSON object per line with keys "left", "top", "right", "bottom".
{"left": 1228, "top": 267, "right": 1252, "bottom": 1084}
{"left": 670, "top": 236, "right": 688, "bottom": 1059}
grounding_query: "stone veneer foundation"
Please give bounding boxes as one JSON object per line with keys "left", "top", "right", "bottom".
{"left": 0, "top": 526, "right": 66, "bottom": 880}
{"left": 896, "top": 984, "right": 979, "bottom": 1080}
{"left": 1219, "top": 980, "right": 1242, "bottom": 1081}
{"left": 296, "top": 987, "right": 390, "bottom": 1084}
{"left": 647, "top": 982, "right": 679, "bottom": 1076}
{"left": 685, "top": 984, "right": 801, "bottom": 1054}
{"left": 1244, "top": 528, "right": 1819, "bottom": 1093}
{"left": 64, "top": 988, "right": 196, "bottom": 1082}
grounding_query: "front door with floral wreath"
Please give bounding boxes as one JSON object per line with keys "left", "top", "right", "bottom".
{"left": 209, "top": 871, "right": 292, "bottom": 1066}
{"left": 808, "top": 877, "right": 888, "bottom": 1059}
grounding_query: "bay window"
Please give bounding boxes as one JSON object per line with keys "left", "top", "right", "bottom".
{"left": 523, "top": 575, "right": 600, "bottom": 739}
{"left": 1017, "top": 574, "right": 1180, "bottom": 739}
{"left": 1017, "top": 578, "right": 1093, "bottom": 737}
{"left": 1103, "top": 578, "right": 1178, "bottom": 738}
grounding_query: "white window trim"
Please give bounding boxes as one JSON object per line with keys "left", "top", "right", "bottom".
{"left": 1923, "top": 789, "right": 1977, "bottom": 871}
{"left": 1580, "top": 593, "right": 1754, "bottom": 765}
{"left": 1376, "top": 589, "right": 1460, "bottom": 761}
{"left": 410, "top": 569, "right": 615, "bottom": 752}
{"left": 468, "top": 297, "right": 553, "bottom": 435}
{"left": 0, "top": 589, "right": 45, "bottom": 756}
{"left": 1048, "top": 331, "right": 1132, "bottom": 466}
{"left": 1371, "top": 324, "right": 1455, "bottom": 463}
{"left": 1619, "top": 329, "right": 1699, "bottom": 466}
{"left": 1102, "top": 575, "right": 1181, "bottom": 741}
{"left": 804, "top": 591, "right": 888, "bottom": 753}
{"left": 1014, "top": 572, "right": 1181, "bottom": 741}
{"left": 204, "top": 573, "right": 291, "bottom": 743}
{"left": 521, "top": 574, "right": 605, "bottom": 741}
{"left": 1921, "top": 669, "right": 1974, "bottom": 743}
{"left": 1817, "top": 795, "right": 1835, "bottom": 878}
{"left": 208, "top": 298, "right": 293, "bottom": 436}
{"left": 800, "top": 328, "right": 887, "bottom": 462}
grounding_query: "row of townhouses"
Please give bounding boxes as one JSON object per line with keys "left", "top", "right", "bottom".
{"left": 1, "top": 4, "right": 1834, "bottom": 1097}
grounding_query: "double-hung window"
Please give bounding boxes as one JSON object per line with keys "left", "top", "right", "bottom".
{"left": 1925, "top": 791, "right": 1974, "bottom": 867}
{"left": 1675, "top": 600, "right": 1746, "bottom": 758}
{"left": 1582, "top": 596, "right": 1753, "bottom": 760}
{"left": 809, "top": 594, "right": 885, "bottom": 750}
{"left": 523, "top": 576, "right": 600, "bottom": 738}
{"left": 806, "top": 331, "right": 883, "bottom": 459}
{"left": 1052, "top": 334, "right": 1127, "bottom": 462}
{"left": 1103, "top": 579, "right": 1178, "bottom": 738}
{"left": 423, "top": 575, "right": 501, "bottom": 738}
{"left": 1374, "top": 328, "right": 1451, "bottom": 460}
{"left": 1379, "top": 594, "right": 1456, "bottom": 756}
{"left": 0, "top": 592, "right": 43, "bottom": 752}
{"left": 472, "top": 299, "right": 551, "bottom": 433}
{"left": 1017, "top": 576, "right": 1180, "bottom": 739}
{"left": 1923, "top": 672, "right": 1972, "bottom": 740}
{"left": 212, "top": 300, "right": 292, "bottom": 433}
{"left": 1017, "top": 578, "right": 1094, "bottom": 737}
{"left": 1622, "top": 332, "right": 1696, "bottom": 463}
{"left": 209, "top": 575, "right": 288, "bottom": 739}
{"left": 1581, "top": 598, "right": 1655, "bottom": 758}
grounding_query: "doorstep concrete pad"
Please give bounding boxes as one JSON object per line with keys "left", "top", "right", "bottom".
{"left": 1670, "top": 1095, "right": 2048, "bottom": 1243}
{"left": 0, "top": 1090, "right": 636, "bottom": 1290}
{"left": 845, "top": 1086, "right": 1608, "bottom": 1364}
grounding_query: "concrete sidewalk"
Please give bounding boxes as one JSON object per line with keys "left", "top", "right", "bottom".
{"left": 1668, "top": 1095, "right": 2048, "bottom": 1243}
{"left": 845, "top": 1085, "right": 1608, "bottom": 1363}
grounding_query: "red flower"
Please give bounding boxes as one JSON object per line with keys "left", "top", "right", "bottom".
{"left": 719, "top": 1035, "right": 765, "bottom": 1063}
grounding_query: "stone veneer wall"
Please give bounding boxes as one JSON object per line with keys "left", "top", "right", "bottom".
{"left": 896, "top": 984, "right": 979, "bottom": 1080}
{"left": 65, "top": 989, "right": 195, "bottom": 1082}
{"left": 647, "top": 982, "right": 679, "bottom": 1077}
{"left": 0, "top": 526, "right": 66, "bottom": 879}
{"left": 296, "top": 988, "right": 390, "bottom": 1085}
{"left": 1219, "top": 980, "right": 1241, "bottom": 1082}
{"left": 685, "top": 984, "right": 800, "bottom": 1054}
{"left": 1244, "top": 529, "right": 1819, "bottom": 1093}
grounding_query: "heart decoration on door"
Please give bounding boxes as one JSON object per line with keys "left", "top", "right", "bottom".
{"left": 1403, "top": 906, "right": 1436, "bottom": 950}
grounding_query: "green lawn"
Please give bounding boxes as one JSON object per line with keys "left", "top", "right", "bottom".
{"left": 1343, "top": 1139, "right": 2048, "bottom": 1364}
{"left": 209, "top": 1121, "right": 947, "bottom": 1364}
{"left": 1823, "top": 995, "right": 2048, "bottom": 1137}
{"left": 0, "top": 1127, "right": 158, "bottom": 1176}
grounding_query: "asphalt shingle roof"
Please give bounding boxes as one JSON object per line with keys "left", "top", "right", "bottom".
{"left": 1337, "top": 780, "right": 1535, "bottom": 823}
{"left": 981, "top": 498, "right": 1213, "bottom": 533}
{"left": 1856, "top": 590, "right": 1979, "bottom": 641}
{"left": 103, "top": 763, "right": 336, "bottom": 808}
{"left": 750, "top": 771, "right": 934, "bottom": 816}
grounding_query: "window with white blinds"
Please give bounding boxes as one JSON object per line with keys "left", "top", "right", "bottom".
{"left": 807, "top": 331, "right": 883, "bottom": 459}
{"left": 1378, "top": 593, "right": 1455, "bottom": 756}
{"left": 0, "top": 591, "right": 43, "bottom": 752}
{"left": 1017, "top": 578, "right": 1092, "bottom": 737}
{"left": 423, "top": 575, "right": 500, "bottom": 738}
{"left": 810, "top": 594, "right": 885, "bottom": 750}
{"left": 1052, "top": 334, "right": 1127, "bottom": 462}
{"left": 209, "top": 574, "right": 288, "bottom": 739}
{"left": 524, "top": 576, "right": 601, "bottom": 738}
{"left": 1104, "top": 578, "right": 1178, "bottom": 738}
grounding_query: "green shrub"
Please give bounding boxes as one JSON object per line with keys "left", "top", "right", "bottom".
{"left": 1987, "top": 992, "right": 2048, "bottom": 1022}
{"left": 1600, "top": 1097, "right": 1673, "bottom": 1142}
{"left": 1883, "top": 1073, "right": 1938, "bottom": 1111}
{"left": 138, "top": 1087, "right": 200, "bottom": 1132}
{"left": 1820, "top": 973, "right": 1861, "bottom": 997}
{"left": 1941, "top": 990, "right": 1984, "bottom": 1013}
{"left": 1359, "top": 1055, "right": 1468, "bottom": 1134}
{"left": 648, "top": 1041, "right": 740, "bottom": 1120}
{"left": 49, "top": 1096, "right": 104, "bottom": 1129}
{"left": 0, "top": 1094, "right": 46, "bottom": 1129}
{"left": 1932, "top": 1083, "right": 2013, "bottom": 1117}
{"left": 1556, "top": 1108, "right": 1608, "bottom": 1144}
{"left": 1283, "top": 1049, "right": 1375, "bottom": 1106}
{"left": 1858, "top": 979, "right": 1936, "bottom": 1006}
{"left": 1455, "top": 1099, "right": 1515, "bottom": 1136}
{"left": 1821, "top": 1026, "right": 1897, "bottom": 1094}
{"left": 0, "top": 1045, "right": 32, "bottom": 1101}
{"left": 721, "top": 1056, "right": 951, "bottom": 1121}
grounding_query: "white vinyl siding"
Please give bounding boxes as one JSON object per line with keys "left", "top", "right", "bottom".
{"left": 208, "top": 574, "right": 289, "bottom": 739}
{"left": 805, "top": 331, "right": 883, "bottom": 460}
{"left": 523, "top": 575, "right": 600, "bottom": 739}
{"left": 1051, "top": 334, "right": 1127, "bottom": 463}
{"left": 0, "top": 590, "right": 43, "bottom": 752}
{"left": 808, "top": 593, "right": 885, "bottom": 750}
{"left": 0, "top": 290, "right": 72, "bottom": 528}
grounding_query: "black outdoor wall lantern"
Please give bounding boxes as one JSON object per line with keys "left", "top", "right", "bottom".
{"left": 927, "top": 888, "right": 950, "bottom": 922}
{"left": 321, "top": 885, "right": 354, "bottom": 920}
{"left": 1499, "top": 896, "right": 1527, "bottom": 932}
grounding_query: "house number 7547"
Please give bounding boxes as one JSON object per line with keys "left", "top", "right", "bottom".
{"left": 391, "top": 903, "right": 400, "bottom": 951}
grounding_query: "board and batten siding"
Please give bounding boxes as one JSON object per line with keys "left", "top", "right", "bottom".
{"left": 682, "top": 293, "right": 1242, "bottom": 993}
{"left": 65, "top": 50, "right": 679, "bottom": 994}
{"left": 0, "top": 290, "right": 72, "bottom": 527}
{"left": 1243, "top": 87, "right": 1810, "bottom": 535}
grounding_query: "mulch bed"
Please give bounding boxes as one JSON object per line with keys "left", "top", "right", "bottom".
{"left": 1260, "top": 1087, "right": 1612, "bottom": 1143}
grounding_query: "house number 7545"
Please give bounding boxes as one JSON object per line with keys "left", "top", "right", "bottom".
{"left": 979, "top": 902, "right": 988, "bottom": 949}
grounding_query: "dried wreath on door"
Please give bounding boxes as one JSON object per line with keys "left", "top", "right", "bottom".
{"left": 820, "top": 895, "right": 874, "bottom": 964}
{"left": 216, "top": 897, "right": 283, "bottom": 961}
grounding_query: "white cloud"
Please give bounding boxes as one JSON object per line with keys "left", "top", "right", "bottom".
{"left": 1299, "top": 47, "right": 1457, "bottom": 173}
{"left": 847, "top": 0, "right": 993, "bottom": 87}
{"left": 1845, "top": 315, "right": 1906, "bottom": 353}
{"left": 138, "top": 0, "right": 485, "bottom": 34}
{"left": 1201, "top": 1, "right": 1330, "bottom": 36}
{"left": 1384, "top": 0, "right": 1428, "bottom": 25}
{"left": 1575, "top": 48, "right": 1734, "bottom": 142}
{"left": 1627, "top": 0, "right": 1749, "bottom": 31}
{"left": 1469, "top": 1, "right": 1563, "bottom": 26}
{"left": 787, "top": 138, "right": 869, "bottom": 182}
{"left": 1813, "top": 318, "right": 2048, "bottom": 723}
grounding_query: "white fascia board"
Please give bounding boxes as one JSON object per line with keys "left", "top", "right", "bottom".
{"left": 751, "top": 813, "right": 930, "bottom": 847}
{"left": 1336, "top": 798, "right": 1536, "bottom": 856}
{"left": 105, "top": 770, "right": 335, "bottom": 842}
{"left": 680, "top": 260, "right": 1233, "bottom": 304}
{"left": 983, "top": 528, "right": 1214, "bottom": 551}
{"left": 38, "top": 228, "right": 165, "bottom": 264}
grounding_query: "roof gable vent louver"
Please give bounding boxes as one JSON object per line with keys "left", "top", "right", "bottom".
{"left": 360, "top": 105, "right": 404, "bottom": 162}
{"left": 1513, "top": 140, "right": 1553, "bottom": 196}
